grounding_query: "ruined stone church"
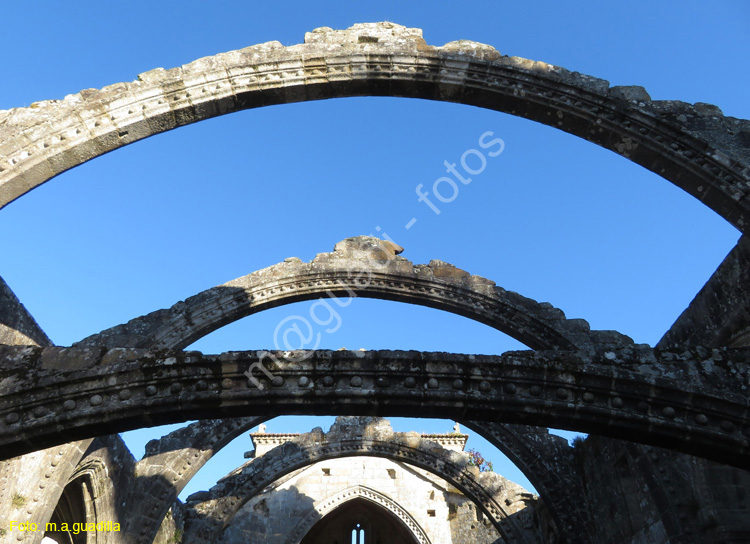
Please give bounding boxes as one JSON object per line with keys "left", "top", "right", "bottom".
{"left": 215, "top": 417, "right": 527, "bottom": 544}
{"left": 1, "top": 22, "right": 750, "bottom": 544}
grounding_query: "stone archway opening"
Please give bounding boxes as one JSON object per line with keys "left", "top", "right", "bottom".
{"left": 43, "top": 476, "right": 90, "bottom": 544}
{"left": 300, "top": 497, "right": 421, "bottom": 544}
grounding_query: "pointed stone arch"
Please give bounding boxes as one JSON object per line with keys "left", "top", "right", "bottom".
{"left": 285, "top": 485, "right": 431, "bottom": 544}
{"left": 184, "top": 421, "right": 542, "bottom": 544}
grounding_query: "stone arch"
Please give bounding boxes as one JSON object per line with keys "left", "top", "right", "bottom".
{"left": 46, "top": 458, "right": 116, "bottom": 544}
{"left": 123, "top": 417, "right": 266, "bottom": 544}
{"left": 299, "top": 497, "right": 420, "bottom": 544}
{"left": 286, "top": 485, "right": 431, "bottom": 544}
{"left": 0, "top": 20, "right": 744, "bottom": 544}
{"left": 45, "top": 477, "right": 89, "bottom": 544}
{"left": 59, "top": 437, "right": 134, "bottom": 544}
{"left": 76, "top": 236, "right": 630, "bottom": 352}
{"left": 131, "top": 416, "right": 586, "bottom": 544}
{"left": 184, "top": 420, "right": 543, "bottom": 544}
{"left": 3, "top": 345, "right": 746, "bottom": 466}
{"left": 0, "top": 441, "right": 94, "bottom": 544}
{"left": 1, "top": 23, "right": 748, "bottom": 230}
{"left": 70, "top": 238, "right": 612, "bottom": 544}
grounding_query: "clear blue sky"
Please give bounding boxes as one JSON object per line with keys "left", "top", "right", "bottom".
{"left": 1, "top": 1, "right": 747, "bottom": 496}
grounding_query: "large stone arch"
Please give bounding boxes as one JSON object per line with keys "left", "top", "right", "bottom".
{"left": 1, "top": 344, "right": 747, "bottom": 467}
{"left": 126, "top": 415, "right": 588, "bottom": 544}
{"left": 285, "top": 485, "right": 432, "bottom": 544}
{"left": 1, "top": 243, "right": 747, "bottom": 467}
{"left": 183, "top": 419, "right": 542, "bottom": 544}
{"left": 127, "top": 416, "right": 586, "bottom": 544}
{"left": 122, "top": 417, "right": 265, "bottom": 544}
{"left": 1, "top": 23, "right": 748, "bottom": 230}
{"left": 75, "top": 236, "right": 630, "bottom": 352}
{"left": 0, "top": 20, "right": 748, "bottom": 544}
{"left": 69, "top": 237, "right": 615, "bottom": 544}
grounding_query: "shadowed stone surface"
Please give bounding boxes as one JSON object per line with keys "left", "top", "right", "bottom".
{"left": 1, "top": 345, "right": 748, "bottom": 467}
{"left": 660, "top": 235, "right": 750, "bottom": 348}
{"left": 0, "top": 276, "right": 51, "bottom": 349}
{"left": 0, "top": 277, "right": 92, "bottom": 544}
{"left": 461, "top": 422, "right": 593, "bottom": 543}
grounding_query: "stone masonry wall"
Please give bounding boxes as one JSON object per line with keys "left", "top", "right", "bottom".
{"left": 219, "top": 456, "right": 501, "bottom": 544}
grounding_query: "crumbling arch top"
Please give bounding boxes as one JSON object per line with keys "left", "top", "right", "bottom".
{"left": 76, "top": 236, "right": 629, "bottom": 351}
{"left": 1, "top": 23, "right": 748, "bottom": 229}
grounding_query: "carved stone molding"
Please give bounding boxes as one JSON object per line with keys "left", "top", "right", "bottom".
{"left": 284, "top": 485, "right": 432, "bottom": 544}
{"left": 1, "top": 23, "right": 748, "bottom": 229}
{"left": 1, "top": 346, "right": 747, "bottom": 466}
